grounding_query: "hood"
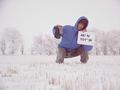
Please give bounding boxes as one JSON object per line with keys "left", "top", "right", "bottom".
{"left": 75, "top": 16, "right": 89, "bottom": 30}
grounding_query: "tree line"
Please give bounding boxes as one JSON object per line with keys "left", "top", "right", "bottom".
{"left": 0, "top": 28, "right": 120, "bottom": 55}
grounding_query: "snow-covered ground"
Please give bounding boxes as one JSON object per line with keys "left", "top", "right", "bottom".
{"left": 0, "top": 55, "right": 120, "bottom": 90}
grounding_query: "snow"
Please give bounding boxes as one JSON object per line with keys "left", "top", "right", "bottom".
{"left": 0, "top": 55, "right": 120, "bottom": 90}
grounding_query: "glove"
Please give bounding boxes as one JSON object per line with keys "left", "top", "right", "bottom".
{"left": 54, "top": 26, "right": 61, "bottom": 39}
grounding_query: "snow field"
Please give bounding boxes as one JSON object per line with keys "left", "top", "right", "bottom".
{"left": 0, "top": 55, "right": 120, "bottom": 90}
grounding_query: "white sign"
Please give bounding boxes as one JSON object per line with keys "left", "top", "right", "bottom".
{"left": 77, "top": 32, "right": 95, "bottom": 46}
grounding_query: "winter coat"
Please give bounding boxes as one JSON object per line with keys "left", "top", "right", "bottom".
{"left": 53, "top": 16, "right": 93, "bottom": 52}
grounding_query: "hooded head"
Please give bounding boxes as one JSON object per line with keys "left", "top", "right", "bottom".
{"left": 75, "top": 16, "right": 89, "bottom": 31}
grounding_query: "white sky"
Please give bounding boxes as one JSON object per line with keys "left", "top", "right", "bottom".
{"left": 0, "top": 0, "right": 120, "bottom": 49}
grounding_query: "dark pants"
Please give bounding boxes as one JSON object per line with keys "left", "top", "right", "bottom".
{"left": 56, "top": 46, "right": 89, "bottom": 64}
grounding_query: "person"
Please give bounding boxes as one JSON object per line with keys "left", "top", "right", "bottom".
{"left": 52, "top": 16, "right": 93, "bottom": 64}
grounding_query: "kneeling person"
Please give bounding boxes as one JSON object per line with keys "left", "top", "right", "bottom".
{"left": 52, "top": 16, "right": 93, "bottom": 64}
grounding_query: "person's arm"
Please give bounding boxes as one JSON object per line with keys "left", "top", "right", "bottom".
{"left": 52, "top": 25, "right": 63, "bottom": 39}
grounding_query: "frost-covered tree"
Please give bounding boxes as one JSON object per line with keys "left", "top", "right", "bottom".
{"left": 107, "top": 30, "right": 120, "bottom": 55}
{"left": 31, "top": 35, "right": 44, "bottom": 55}
{"left": 0, "top": 28, "right": 24, "bottom": 55}
{"left": 20, "top": 44, "right": 24, "bottom": 55}
{"left": 43, "top": 34, "right": 58, "bottom": 55}
{"left": 92, "top": 29, "right": 120, "bottom": 55}
{"left": 90, "top": 29, "right": 104, "bottom": 55}
{"left": 31, "top": 34, "right": 59, "bottom": 55}
{"left": 0, "top": 38, "right": 6, "bottom": 55}
{"left": 31, "top": 29, "right": 120, "bottom": 56}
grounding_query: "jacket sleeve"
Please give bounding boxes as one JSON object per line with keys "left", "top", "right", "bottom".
{"left": 83, "top": 45, "right": 93, "bottom": 52}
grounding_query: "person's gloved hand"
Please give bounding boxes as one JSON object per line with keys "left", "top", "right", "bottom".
{"left": 54, "top": 25, "right": 62, "bottom": 39}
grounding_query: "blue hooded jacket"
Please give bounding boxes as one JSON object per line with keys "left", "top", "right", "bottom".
{"left": 53, "top": 16, "right": 93, "bottom": 52}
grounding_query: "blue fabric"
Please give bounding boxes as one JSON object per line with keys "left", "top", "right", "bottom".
{"left": 53, "top": 16, "right": 93, "bottom": 52}
{"left": 83, "top": 45, "right": 93, "bottom": 51}
{"left": 58, "top": 25, "right": 80, "bottom": 51}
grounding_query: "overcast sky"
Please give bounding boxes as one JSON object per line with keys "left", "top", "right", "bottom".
{"left": 0, "top": 0, "right": 120, "bottom": 48}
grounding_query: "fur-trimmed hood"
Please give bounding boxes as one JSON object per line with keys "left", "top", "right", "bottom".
{"left": 75, "top": 16, "right": 89, "bottom": 30}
